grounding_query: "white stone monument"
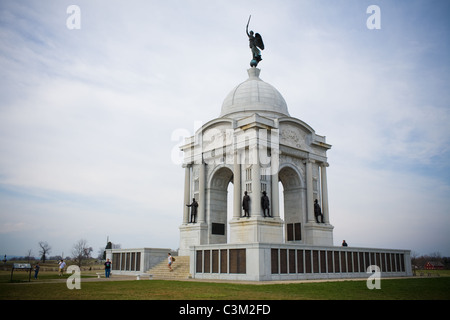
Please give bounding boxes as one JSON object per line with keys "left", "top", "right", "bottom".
{"left": 107, "top": 68, "right": 411, "bottom": 281}
{"left": 179, "top": 67, "right": 334, "bottom": 256}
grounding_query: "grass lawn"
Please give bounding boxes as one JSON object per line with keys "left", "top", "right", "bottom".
{"left": 0, "top": 270, "right": 449, "bottom": 300}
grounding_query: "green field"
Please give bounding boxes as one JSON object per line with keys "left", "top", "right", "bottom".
{"left": 1, "top": 269, "right": 449, "bottom": 300}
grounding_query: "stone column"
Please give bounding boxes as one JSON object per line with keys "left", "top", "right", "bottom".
{"left": 305, "top": 159, "right": 314, "bottom": 223}
{"left": 183, "top": 164, "right": 191, "bottom": 224}
{"left": 321, "top": 163, "right": 330, "bottom": 224}
{"left": 271, "top": 150, "right": 280, "bottom": 218}
{"left": 252, "top": 146, "right": 261, "bottom": 217}
{"left": 233, "top": 151, "right": 241, "bottom": 219}
{"left": 198, "top": 161, "right": 206, "bottom": 223}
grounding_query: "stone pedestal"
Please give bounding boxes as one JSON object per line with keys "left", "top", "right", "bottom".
{"left": 179, "top": 223, "right": 208, "bottom": 256}
{"left": 229, "top": 216, "right": 284, "bottom": 244}
{"left": 303, "top": 222, "right": 334, "bottom": 246}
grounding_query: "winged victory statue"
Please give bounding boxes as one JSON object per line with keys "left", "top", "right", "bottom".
{"left": 246, "top": 15, "right": 265, "bottom": 67}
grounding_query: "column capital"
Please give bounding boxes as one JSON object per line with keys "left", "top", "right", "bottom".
{"left": 320, "top": 162, "right": 329, "bottom": 168}
{"left": 302, "top": 159, "right": 315, "bottom": 165}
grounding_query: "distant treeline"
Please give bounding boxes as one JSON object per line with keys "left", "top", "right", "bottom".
{"left": 411, "top": 253, "right": 450, "bottom": 269}
{"left": 3, "top": 256, "right": 72, "bottom": 262}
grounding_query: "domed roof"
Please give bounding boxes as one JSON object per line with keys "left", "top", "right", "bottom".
{"left": 220, "top": 68, "right": 290, "bottom": 119}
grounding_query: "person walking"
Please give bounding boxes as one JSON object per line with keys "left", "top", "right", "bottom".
{"left": 34, "top": 262, "right": 40, "bottom": 279}
{"left": 168, "top": 253, "right": 173, "bottom": 272}
{"left": 104, "top": 258, "right": 112, "bottom": 278}
{"left": 58, "top": 259, "right": 66, "bottom": 276}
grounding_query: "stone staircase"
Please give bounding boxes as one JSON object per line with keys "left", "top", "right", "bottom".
{"left": 146, "top": 256, "right": 191, "bottom": 280}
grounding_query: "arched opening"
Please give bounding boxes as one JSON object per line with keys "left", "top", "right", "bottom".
{"left": 208, "top": 166, "right": 234, "bottom": 244}
{"left": 278, "top": 166, "right": 304, "bottom": 242}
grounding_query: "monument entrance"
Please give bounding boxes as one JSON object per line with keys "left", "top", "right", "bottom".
{"left": 279, "top": 165, "right": 304, "bottom": 242}
{"left": 208, "top": 166, "right": 233, "bottom": 245}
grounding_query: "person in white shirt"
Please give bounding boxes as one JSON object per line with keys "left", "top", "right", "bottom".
{"left": 168, "top": 253, "right": 173, "bottom": 272}
{"left": 58, "top": 259, "right": 66, "bottom": 276}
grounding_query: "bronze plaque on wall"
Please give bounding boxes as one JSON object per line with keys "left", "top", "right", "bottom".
{"left": 212, "top": 223, "right": 225, "bottom": 235}
{"left": 229, "top": 249, "right": 246, "bottom": 274}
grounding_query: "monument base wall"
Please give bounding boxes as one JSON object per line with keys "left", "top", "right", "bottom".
{"left": 106, "top": 248, "right": 177, "bottom": 275}
{"left": 189, "top": 243, "right": 412, "bottom": 281}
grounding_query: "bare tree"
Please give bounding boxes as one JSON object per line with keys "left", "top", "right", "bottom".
{"left": 38, "top": 241, "right": 51, "bottom": 263}
{"left": 72, "top": 239, "right": 93, "bottom": 267}
{"left": 26, "top": 249, "right": 33, "bottom": 263}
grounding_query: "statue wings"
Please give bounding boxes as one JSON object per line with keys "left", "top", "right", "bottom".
{"left": 255, "top": 33, "right": 264, "bottom": 50}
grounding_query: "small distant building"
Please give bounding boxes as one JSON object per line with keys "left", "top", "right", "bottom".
{"left": 105, "top": 248, "right": 177, "bottom": 275}
{"left": 424, "top": 261, "right": 444, "bottom": 270}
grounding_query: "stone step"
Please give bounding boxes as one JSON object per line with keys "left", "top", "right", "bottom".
{"left": 146, "top": 256, "right": 191, "bottom": 280}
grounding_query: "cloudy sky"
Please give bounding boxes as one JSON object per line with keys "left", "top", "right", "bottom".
{"left": 1, "top": 0, "right": 449, "bottom": 259}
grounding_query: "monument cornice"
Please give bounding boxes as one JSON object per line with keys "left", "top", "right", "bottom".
{"left": 279, "top": 145, "right": 327, "bottom": 164}
{"left": 279, "top": 144, "right": 309, "bottom": 159}
{"left": 236, "top": 113, "right": 277, "bottom": 130}
{"left": 311, "top": 139, "right": 332, "bottom": 150}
